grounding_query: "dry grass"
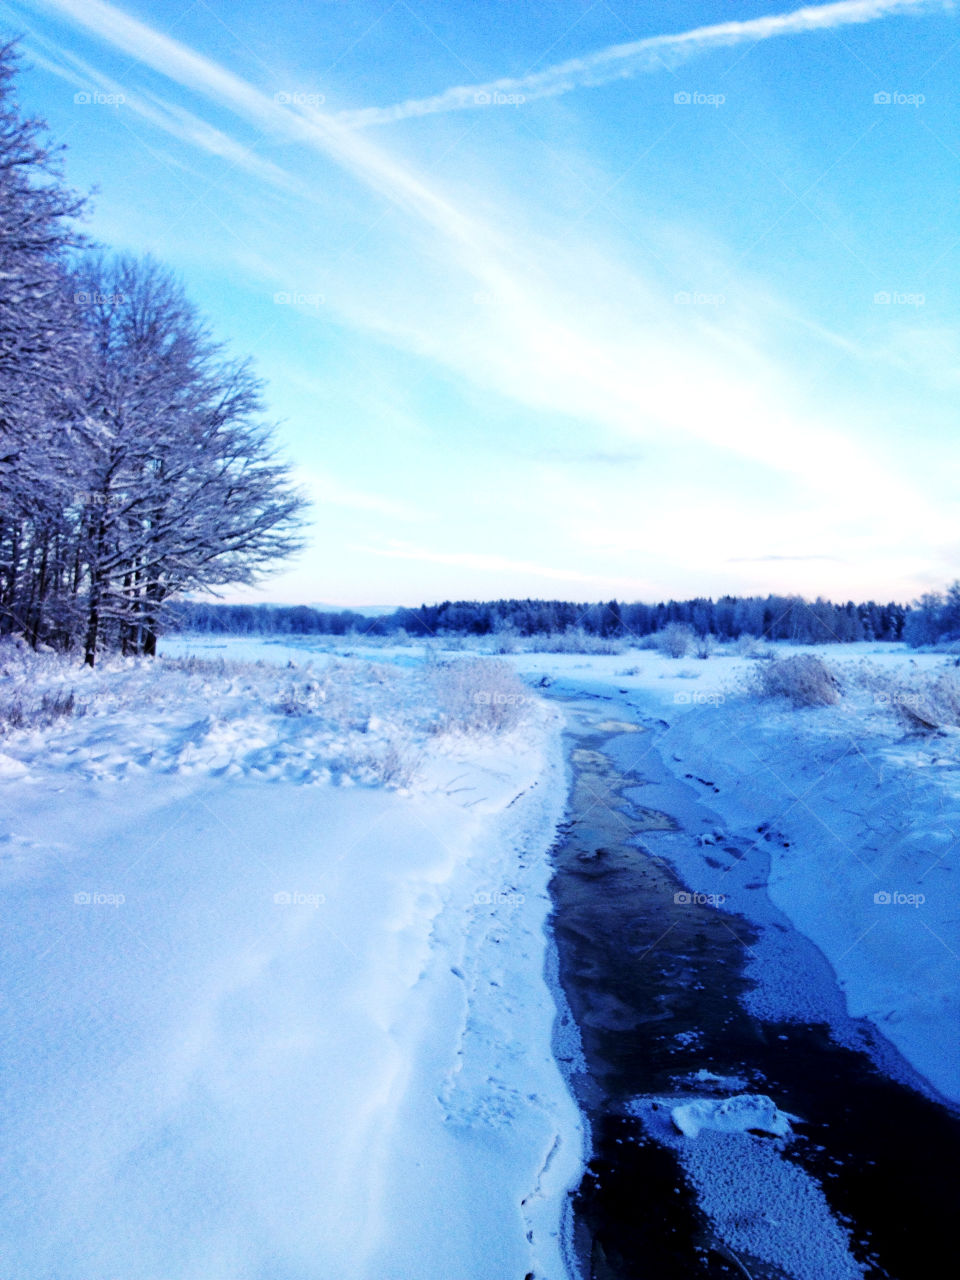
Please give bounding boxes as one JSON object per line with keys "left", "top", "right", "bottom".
{"left": 748, "top": 654, "right": 842, "bottom": 708}
{"left": 853, "top": 661, "right": 960, "bottom": 734}
{"left": 0, "top": 688, "right": 85, "bottom": 735}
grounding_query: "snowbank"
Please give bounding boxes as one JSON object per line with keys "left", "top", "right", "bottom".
{"left": 0, "top": 643, "right": 582, "bottom": 1279}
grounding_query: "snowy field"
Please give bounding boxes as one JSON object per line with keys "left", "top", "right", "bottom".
{"left": 166, "top": 633, "right": 960, "bottom": 1105}
{"left": 2, "top": 631, "right": 958, "bottom": 1280}
{"left": 0, "top": 640, "right": 583, "bottom": 1279}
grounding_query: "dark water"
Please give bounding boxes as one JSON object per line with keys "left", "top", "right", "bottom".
{"left": 547, "top": 693, "right": 960, "bottom": 1280}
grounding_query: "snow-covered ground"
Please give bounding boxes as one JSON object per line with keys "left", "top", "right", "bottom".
{"left": 161, "top": 635, "right": 960, "bottom": 1104}
{"left": 605, "top": 644, "right": 960, "bottom": 1106}
{"left": 3, "top": 630, "right": 957, "bottom": 1279}
{"left": 0, "top": 641, "right": 583, "bottom": 1279}
{"left": 161, "top": 634, "right": 960, "bottom": 1107}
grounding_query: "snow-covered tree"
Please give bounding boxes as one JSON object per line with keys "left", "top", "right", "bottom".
{"left": 70, "top": 254, "right": 307, "bottom": 663}
{"left": 0, "top": 47, "right": 307, "bottom": 662}
{"left": 0, "top": 41, "right": 87, "bottom": 644}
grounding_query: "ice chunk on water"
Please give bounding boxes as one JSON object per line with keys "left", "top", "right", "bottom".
{"left": 672, "top": 1093, "right": 793, "bottom": 1139}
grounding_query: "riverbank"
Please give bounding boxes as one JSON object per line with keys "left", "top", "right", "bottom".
{"left": 0, "top": 642, "right": 583, "bottom": 1279}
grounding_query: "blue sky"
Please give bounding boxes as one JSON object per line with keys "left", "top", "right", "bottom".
{"left": 2, "top": 0, "right": 958, "bottom": 606}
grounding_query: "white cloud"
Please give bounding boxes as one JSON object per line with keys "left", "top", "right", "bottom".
{"left": 22, "top": 0, "right": 955, "bottom": 596}
{"left": 334, "top": 0, "right": 948, "bottom": 127}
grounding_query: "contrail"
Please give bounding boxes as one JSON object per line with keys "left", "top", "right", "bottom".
{"left": 334, "top": 0, "right": 951, "bottom": 127}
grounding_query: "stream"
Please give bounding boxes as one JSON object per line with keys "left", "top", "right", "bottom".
{"left": 547, "top": 689, "right": 960, "bottom": 1280}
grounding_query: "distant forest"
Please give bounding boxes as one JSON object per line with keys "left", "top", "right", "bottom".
{"left": 172, "top": 594, "right": 910, "bottom": 645}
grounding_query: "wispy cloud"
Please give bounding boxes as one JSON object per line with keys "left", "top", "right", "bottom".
{"left": 24, "top": 38, "right": 310, "bottom": 195}
{"left": 18, "top": 0, "right": 952, "bottom": 540}
{"left": 334, "top": 0, "right": 949, "bottom": 127}
{"left": 25, "top": 0, "right": 494, "bottom": 250}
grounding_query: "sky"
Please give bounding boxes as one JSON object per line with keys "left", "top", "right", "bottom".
{"left": 1, "top": 0, "right": 958, "bottom": 607}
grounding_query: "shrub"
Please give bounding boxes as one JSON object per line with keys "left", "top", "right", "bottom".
{"left": 854, "top": 663, "right": 960, "bottom": 733}
{"left": 654, "top": 623, "right": 695, "bottom": 659}
{"left": 749, "top": 654, "right": 841, "bottom": 708}
{"left": 525, "top": 629, "right": 625, "bottom": 655}
{"left": 736, "top": 633, "right": 776, "bottom": 659}
{"left": 429, "top": 657, "right": 532, "bottom": 733}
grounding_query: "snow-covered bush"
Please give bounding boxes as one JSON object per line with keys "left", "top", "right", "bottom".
{"left": 735, "top": 633, "right": 773, "bottom": 658}
{"left": 429, "top": 657, "right": 531, "bottom": 733}
{"left": 749, "top": 654, "right": 841, "bottom": 708}
{"left": 525, "top": 629, "right": 625, "bottom": 655}
{"left": 339, "top": 738, "right": 421, "bottom": 789}
{"left": 853, "top": 662, "right": 960, "bottom": 733}
{"left": 654, "top": 623, "right": 695, "bottom": 659}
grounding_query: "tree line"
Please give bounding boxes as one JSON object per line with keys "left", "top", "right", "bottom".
{"left": 0, "top": 44, "right": 305, "bottom": 664}
{"left": 903, "top": 584, "right": 960, "bottom": 647}
{"left": 174, "top": 593, "right": 909, "bottom": 644}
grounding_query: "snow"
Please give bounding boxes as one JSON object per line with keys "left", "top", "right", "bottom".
{"left": 469, "top": 638, "right": 959, "bottom": 1106}
{"left": 670, "top": 1093, "right": 794, "bottom": 1139}
{"left": 0, "top": 641, "right": 583, "bottom": 1279}
{"left": 4, "top": 629, "right": 957, "bottom": 1277}
{"left": 156, "top": 635, "right": 960, "bottom": 1104}
{"left": 633, "top": 1096, "right": 864, "bottom": 1278}
{"left": 636, "top": 648, "right": 960, "bottom": 1104}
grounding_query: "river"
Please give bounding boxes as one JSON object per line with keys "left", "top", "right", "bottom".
{"left": 547, "top": 687, "right": 960, "bottom": 1280}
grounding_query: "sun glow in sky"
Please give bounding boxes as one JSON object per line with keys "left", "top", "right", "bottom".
{"left": 3, "top": 0, "right": 958, "bottom": 605}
